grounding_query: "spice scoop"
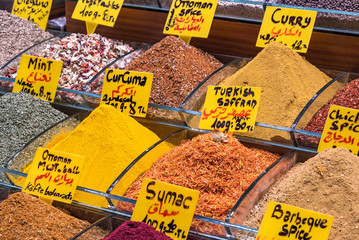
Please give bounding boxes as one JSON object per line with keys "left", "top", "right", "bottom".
{"left": 211, "top": 129, "right": 228, "bottom": 143}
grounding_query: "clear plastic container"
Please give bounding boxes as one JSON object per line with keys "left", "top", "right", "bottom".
{"left": 292, "top": 72, "right": 359, "bottom": 149}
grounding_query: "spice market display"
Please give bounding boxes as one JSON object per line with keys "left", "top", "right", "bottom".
{"left": 0, "top": 0, "right": 359, "bottom": 239}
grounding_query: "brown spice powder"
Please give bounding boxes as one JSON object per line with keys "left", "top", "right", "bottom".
{"left": 0, "top": 192, "right": 109, "bottom": 239}
{"left": 243, "top": 148, "right": 359, "bottom": 240}
{"left": 126, "top": 36, "right": 223, "bottom": 108}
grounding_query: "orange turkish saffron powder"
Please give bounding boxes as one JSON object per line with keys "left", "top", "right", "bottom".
{"left": 121, "top": 133, "right": 280, "bottom": 220}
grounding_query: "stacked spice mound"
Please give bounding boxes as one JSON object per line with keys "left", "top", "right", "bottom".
{"left": 17, "top": 105, "right": 172, "bottom": 208}
{"left": 4, "top": 33, "right": 133, "bottom": 95}
{"left": 0, "top": 192, "right": 108, "bottom": 239}
{"left": 298, "top": 78, "right": 359, "bottom": 148}
{"left": 121, "top": 133, "right": 279, "bottom": 221}
{"left": 0, "top": 92, "right": 67, "bottom": 182}
{"left": 103, "top": 221, "right": 172, "bottom": 240}
{"left": 124, "top": 36, "right": 223, "bottom": 108}
{"left": 0, "top": 10, "right": 53, "bottom": 67}
{"left": 243, "top": 147, "right": 359, "bottom": 239}
{"left": 192, "top": 42, "right": 336, "bottom": 142}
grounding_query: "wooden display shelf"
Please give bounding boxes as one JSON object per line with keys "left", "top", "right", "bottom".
{"left": 65, "top": 1, "right": 359, "bottom": 73}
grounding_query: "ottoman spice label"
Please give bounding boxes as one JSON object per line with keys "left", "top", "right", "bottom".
{"left": 11, "top": 0, "right": 52, "bottom": 30}
{"left": 131, "top": 178, "right": 199, "bottom": 240}
{"left": 256, "top": 6, "right": 317, "bottom": 53}
{"left": 256, "top": 201, "right": 333, "bottom": 240}
{"left": 318, "top": 105, "right": 359, "bottom": 155}
{"left": 22, "top": 147, "right": 85, "bottom": 204}
{"left": 200, "top": 86, "right": 261, "bottom": 133}
{"left": 13, "top": 55, "right": 63, "bottom": 103}
{"left": 163, "top": 0, "right": 218, "bottom": 41}
{"left": 100, "top": 69, "right": 153, "bottom": 117}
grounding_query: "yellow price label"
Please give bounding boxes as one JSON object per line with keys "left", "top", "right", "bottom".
{"left": 199, "top": 86, "right": 261, "bottom": 133}
{"left": 163, "top": 0, "right": 218, "bottom": 39}
{"left": 256, "top": 6, "right": 317, "bottom": 53}
{"left": 22, "top": 148, "right": 85, "bottom": 204}
{"left": 256, "top": 201, "right": 333, "bottom": 240}
{"left": 318, "top": 105, "right": 359, "bottom": 155}
{"left": 11, "top": 0, "right": 52, "bottom": 30}
{"left": 72, "top": 0, "right": 124, "bottom": 34}
{"left": 100, "top": 69, "right": 153, "bottom": 117}
{"left": 13, "top": 55, "right": 63, "bottom": 103}
{"left": 131, "top": 178, "right": 199, "bottom": 240}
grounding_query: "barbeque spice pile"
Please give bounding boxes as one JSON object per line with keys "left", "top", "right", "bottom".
{"left": 121, "top": 132, "right": 279, "bottom": 220}
{"left": 0, "top": 192, "right": 108, "bottom": 239}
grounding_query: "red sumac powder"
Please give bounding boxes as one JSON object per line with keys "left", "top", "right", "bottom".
{"left": 126, "top": 36, "right": 223, "bottom": 107}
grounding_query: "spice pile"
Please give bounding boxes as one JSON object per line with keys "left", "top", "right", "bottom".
{"left": 103, "top": 221, "right": 173, "bottom": 240}
{"left": 4, "top": 33, "right": 133, "bottom": 102}
{"left": 0, "top": 10, "right": 53, "bottom": 67}
{"left": 0, "top": 192, "right": 108, "bottom": 239}
{"left": 124, "top": 36, "right": 223, "bottom": 108}
{"left": 243, "top": 147, "right": 359, "bottom": 239}
{"left": 0, "top": 92, "right": 67, "bottom": 181}
{"left": 193, "top": 42, "right": 335, "bottom": 142}
{"left": 17, "top": 105, "right": 172, "bottom": 208}
{"left": 121, "top": 133, "right": 279, "bottom": 221}
{"left": 298, "top": 78, "right": 359, "bottom": 148}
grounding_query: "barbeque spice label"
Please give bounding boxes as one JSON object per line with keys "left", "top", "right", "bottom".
{"left": 131, "top": 178, "right": 199, "bottom": 239}
{"left": 72, "top": 0, "right": 124, "bottom": 33}
{"left": 100, "top": 69, "right": 153, "bottom": 117}
{"left": 256, "top": 201, "right": 333, "bottom": 240}
{"left": 199, "top": 86, "right": 261, "bottom": 133}
{"left": 318, "top": 105, "right": 359, "bottom": 155}
{"left": 11, "top": 0, "right": 52, "bottom": 30}
{"left": 13, "top": 55, "right": 63, "bottom": 103}
{"left": 22, "top": 147, "right": 85, "bottom": 204}
{"left": 163, "top": 0, "right": 218, "bottom": 38}
{"left": 256, "top": 6, "right": 317, "bottom": 53}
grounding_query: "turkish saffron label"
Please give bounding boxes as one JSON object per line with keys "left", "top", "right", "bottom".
{"left": 163, "top": 0, "right": 218, "bottom": 38}
{"left": 11, "top": 0, "right": 52, "bottom": 30}
{"left": 72, "top": 0, "right": 124, "bottom": 34}
{"left": 256, "top": 201, "right": 333, "bottom": 240}
{"left": 100, "top": 69, "right": 153, "bottom": 117}
{"left": 131, "top": 178, "right": 199, "bottom": 240}
{"left": 199, "top": 86, "right": 261, "bottom": 133}
{"left": 256, "top": 6, "right": 317, "bottom": 53}
{"left": 318, "top": 105, "right": 359, "bottom": 155}
{"left": 22, "top": 148, "right": 85, "bottom": 204}
{"left": 13, "top": 55, "right": 63, "bottom": 103}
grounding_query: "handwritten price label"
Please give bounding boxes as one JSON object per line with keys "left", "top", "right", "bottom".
{"left": 72, "top": 0, "right": 124, "bottom": 34}
{"left": 22, "top": 148, "right": 85, "bottom": 204}
{"left": 256, "top": 201, "right": 333, "bottom": 240}
{"left": 318, "top": 105, "right": 359, "bottom": 155}
{"left": 163, "top": 0, "right": 218, "bottom": 38}
{"left": 131, "top": 178, "right": 199, "bottom": 240}
{"left": 256, "top": 6, "right": 317, "bottom": 53}
{"left": 100, "top": 69, "right": 153, "bottom": 117}
{"left": 11, "top": 0, "right": 52, "bottom": 30}
{"left": 199, "top": 86, "right": 261, "bottom": 133}
{"left": 13, "top": 55, "right": 63, "bottom": 103}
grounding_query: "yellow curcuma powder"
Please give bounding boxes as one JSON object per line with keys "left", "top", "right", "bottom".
{"left": 18, "top": 105, "right": 172, "bottom": 208}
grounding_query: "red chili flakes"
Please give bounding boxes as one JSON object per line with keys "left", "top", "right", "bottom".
{"left": 125, "top": 36, "right": 223, "bottom": 108}
{"left": 120, "top": 133, "right": 279, "bottom": 221}
{"left": 298, "top": 78, "right": 359, "bottom": 147}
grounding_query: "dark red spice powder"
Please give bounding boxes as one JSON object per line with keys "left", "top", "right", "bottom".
{"left": 298, "top": 78, "right": 359, "bottom": 148}
{"left": 102, "top": 221, "right": 172, "bottom": 240}
{"left": 125, "top": 36, "right": 223, "bottom": 108}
